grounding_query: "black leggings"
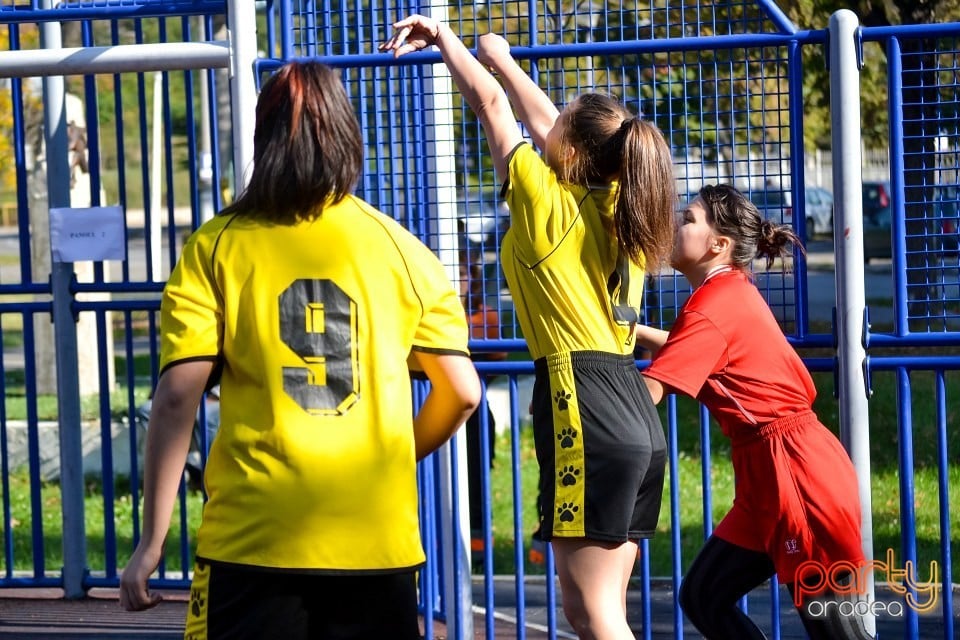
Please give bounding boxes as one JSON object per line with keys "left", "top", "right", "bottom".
{"left": 679, "top": 536, "right": 875, "bottom": 640}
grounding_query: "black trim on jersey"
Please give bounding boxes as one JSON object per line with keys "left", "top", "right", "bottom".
{"left": 196, "top": 556, "right": 426, "bottom": 576}
{"left": 525, "top": 190, "right": 591, "bottom": 270}
{"left": 206, "top": 356, "right": 224, "bottom": 391}
{"left": 357, "top": 196, "right": 429, "bottom": 320}
{"left": 159, "top": 355, "right": 221, "bottom": 381}
{"left": 411, "top": 345, "right": 470, "bottom": 357}
{"left": 208, "top": 213, "right": 240, "bottom": 308}
{"left": 499, "top": 142, "right": 528, "bottom": 200}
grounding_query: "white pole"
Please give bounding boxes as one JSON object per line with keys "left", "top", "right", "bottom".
{"left": 198, "top": 16, "right": 215, "bottom": 222}
{"left": 150, "top": 71, "right": 163, "bottom": 281}
{"left": 423, "top": 3, "right": 473, "bottom": 636}
{"left": 226, "top": 0, "right": 258, "bottom": 191}
{"left": 0, "top": 41, "right": 229, "bottom": 79}
{"left": 829, "top": 10, "right": 876, "bottom": 637}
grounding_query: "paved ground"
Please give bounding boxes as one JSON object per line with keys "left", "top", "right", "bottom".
{"left": 0, "top": 581, "right": 954, "bottom": 639}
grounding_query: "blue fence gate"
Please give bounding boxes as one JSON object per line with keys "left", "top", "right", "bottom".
{"left": 0, "top": 1, "right": 956, "bottom": 639}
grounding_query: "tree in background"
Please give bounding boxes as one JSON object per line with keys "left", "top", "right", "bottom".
{"left": 0, "top": 25, "right": 41, "bottom": 200}
{"left": 789, "top": 0, "right": 960, "bottom": 322}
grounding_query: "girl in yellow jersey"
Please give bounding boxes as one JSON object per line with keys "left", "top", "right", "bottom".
{"left": 118, "top": 61, "right": 481, "bottom": 640}
{"left": 382, "top": 19, "right": 676, "bottom": 639}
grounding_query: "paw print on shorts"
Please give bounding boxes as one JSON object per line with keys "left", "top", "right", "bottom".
{"left": 190, "top": 588, "right": 205, "bottom": 618}
{"left": 557, "top": 427, "right": 578, "bottom": 449}
{"left": 557, "top": 502, "right": 580, "bottom": 522}
{"left": 554, "top": 390, "right": 572, "bottom": 411}
{"left": 558, "top": 465, "right": 580, "bottom": 486}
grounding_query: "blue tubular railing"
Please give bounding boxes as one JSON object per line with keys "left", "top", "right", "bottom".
{"left": 896, "top": 367, "right": 922, "bottom": 639}
{"left": 0, "top": 0, "right": 224, "bottom": 21}
{"left": 666, "top": 396, "right": 683, "bottom": 638}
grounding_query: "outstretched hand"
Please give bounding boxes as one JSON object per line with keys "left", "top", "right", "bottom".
{"left": 379, "top": 15, "right": 441, "bottom": 58}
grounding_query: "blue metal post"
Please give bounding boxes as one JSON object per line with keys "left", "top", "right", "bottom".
{"left": 40, "top": 0, "right": 86, "bottom": 599}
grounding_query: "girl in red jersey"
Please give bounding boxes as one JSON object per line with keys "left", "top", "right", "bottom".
{"left": 637, "top": 184, "right": 874, "bottom": 640}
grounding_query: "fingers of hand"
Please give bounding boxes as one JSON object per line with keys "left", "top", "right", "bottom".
{"left": 381, "top": 25, "right": 412, "bottom": 51}
{"left": 121, "top": 585, "right": 162, "bottom": 611}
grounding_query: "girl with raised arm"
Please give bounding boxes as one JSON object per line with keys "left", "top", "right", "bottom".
{"left": 382, "top": 18, "right": 675, "bottom": 639}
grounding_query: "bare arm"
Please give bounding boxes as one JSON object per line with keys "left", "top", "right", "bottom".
{"left": 641, "top": 374, "right": 665, "bottom": 405}
{"left": 476, "top": 33, "right": 559, "bottom": 152}
{"left": 380, "top": 15, "right": 523, "bottom": 179}
{"left": 119, "top": 360, "right": 212, "bottom": 611}
{"left": 635, "top": 324, "right": 670, "bottom": 357}
{"left": 411, "top": 351, "right": 481, "bottom": 460}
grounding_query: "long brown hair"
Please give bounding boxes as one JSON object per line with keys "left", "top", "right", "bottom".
{"left": 555, "top": 93, "right": 676, "bottom": 271}
{"left": 222, "top": 61, "right": 363, "bottom": 223}
{"left": 698, "top": 184, "right": 805, "bottom": 269}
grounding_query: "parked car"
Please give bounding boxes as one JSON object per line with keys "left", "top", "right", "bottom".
{"left": 747, "top": 186, "right": 834, "bottom": 239}
{"left": 804, "top": 186, "right": 834, "bottom": 238}
{"left": 457, "top": 190, "right": 509, "bottom": 249}
{"left": 862, "top": 180, "right": 960, "bottom": 263}
{"left": 747, "top": 187, "right": 793, "bottom": 227}
{"left": 863, "top": 180, "right": 893, "bottom": 262}
{"left": 930, "top": 186, "right": 960, "bottom": 255}
{"left": 136, "top": 387, "right": 220, "bottom": 490}
{"left": 457, "top": 190, "right": 510, "bottom": 309}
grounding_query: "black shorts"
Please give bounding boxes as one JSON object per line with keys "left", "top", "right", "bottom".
{"left": 532, "top": 351, "right": 666, "bottom": 542}
{"left": 184, "top": 560, "right": 421, "bottom": 640}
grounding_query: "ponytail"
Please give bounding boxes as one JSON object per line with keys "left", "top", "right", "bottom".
{"left": 615, "top": 118, "right": 676, "bottom": 270}
{"left": 756, "top": 219, "right": 805, "bottom": 269}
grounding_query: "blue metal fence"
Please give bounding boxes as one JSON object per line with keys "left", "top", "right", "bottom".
{"left": 0, "top": 1, "right": 956, "bottom": 639}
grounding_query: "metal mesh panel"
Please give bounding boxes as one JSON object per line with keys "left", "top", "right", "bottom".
{"left": 863, "top": 30, "right": 960, "bottom": 335}
{"left": 276, "top": 1, "right": 801, "bottom": 338}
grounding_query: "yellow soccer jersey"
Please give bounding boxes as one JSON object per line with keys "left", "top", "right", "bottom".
{"left": 159, "top": 195, "right": 469, "bottom": 572}
{"left": 501, "top": 143, "right": 645, "bottom": 360}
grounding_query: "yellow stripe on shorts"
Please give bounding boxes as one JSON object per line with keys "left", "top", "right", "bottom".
{"left": 547, "top": 354, "right": 586, "bottom": 537}
{"left": 183, "top": 560, "right": 210, "bottom": 640}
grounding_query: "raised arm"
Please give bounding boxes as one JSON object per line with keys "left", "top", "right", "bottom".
{"left": 380, "top": 15, "right": 523, "bottom": 179}
{"left": 476, "top": 33, "right": 559, "bottom": 152}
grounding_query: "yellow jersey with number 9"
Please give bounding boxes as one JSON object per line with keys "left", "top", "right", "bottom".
{"left": 159, "top": 195, "right": 469, "bottom": 572}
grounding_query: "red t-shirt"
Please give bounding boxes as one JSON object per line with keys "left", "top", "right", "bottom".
{"left": 644, "top": 269, "right": 815, "bottom": 440}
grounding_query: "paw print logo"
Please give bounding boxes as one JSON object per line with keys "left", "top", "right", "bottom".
{"left": 554, "top": 390, "right": 572, "bottom": 411}
{"left": 557, "top": 427, "right": 578, "bottom": 449}
{"left": 190, "top": 588, "right": 206, "bottom": 618}
{"left": 557, "top": 502, "right": 580, "bottom": 522}
{"left": 558, "top": 465, "right": 580, "bottom": 486}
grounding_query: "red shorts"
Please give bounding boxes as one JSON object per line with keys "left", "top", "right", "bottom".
{"left": 713, "top": 411, "right": 865, "bottom": 583}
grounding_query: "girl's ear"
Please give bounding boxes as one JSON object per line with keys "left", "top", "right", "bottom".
{"left": 710, "top": 234, "right": 732, "bottom": 256}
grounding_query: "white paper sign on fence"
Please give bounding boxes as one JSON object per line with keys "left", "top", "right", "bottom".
{"left": 50, "top": 206, "right": 126, "bottom": 262}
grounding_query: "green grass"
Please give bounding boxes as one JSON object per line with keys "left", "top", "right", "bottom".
{"left": 486, "top": 370, "right": 960, "bottom": 580}
{"left": 0, "top": 334, "right": 955, "bottom": 580}
{"left": 1, "top": 472, "right": 203, "bottom": 574}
